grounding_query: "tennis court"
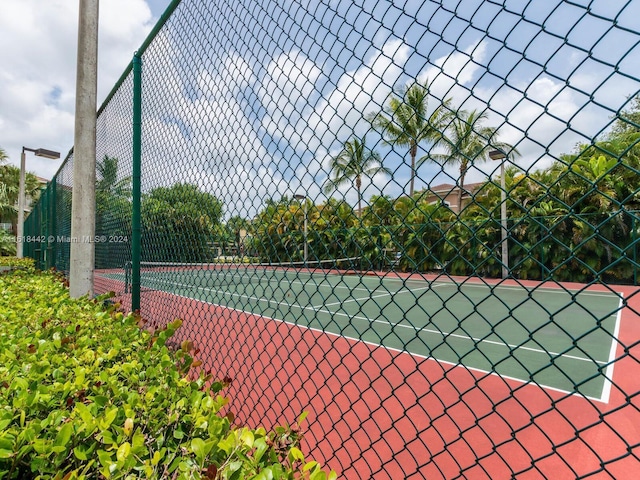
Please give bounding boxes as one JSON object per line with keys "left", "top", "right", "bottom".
{"left": 108, "top": 261, "right": 623, "bottom": 402}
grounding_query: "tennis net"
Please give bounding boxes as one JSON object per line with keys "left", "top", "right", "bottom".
{"left": 123, "top": 257, "right": 362, "bottom": 293}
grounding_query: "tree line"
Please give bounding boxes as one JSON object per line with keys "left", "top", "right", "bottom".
{"left": 0, "top": 148, "right": 41, "bottom": 256}
{"left": 325, "top": 80, "right": 518, "bottom": 211}
{"left": 15, "top": 86, "right": 640, "bottom": 283}
{"left": 250, "top": 89, "right": 640, "bottom": 283}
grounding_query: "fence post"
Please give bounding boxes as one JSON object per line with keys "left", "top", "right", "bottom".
{"left": 40, "top": 193, "right": 46, "bottom": 269}
{"left": 131, "top": 52, "right": 142, "bottom": 312}
{"left": 633, "top": 215, "right": 638, "bottom": 286}
{"left": 49, "top": 178, "right": 57, "bottom": 270}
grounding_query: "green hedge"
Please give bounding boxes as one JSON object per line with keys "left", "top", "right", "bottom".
{"left": 0, "top": 257, "right": 34, "bottom": 269}
{"left": 0, "top": 263, "right": 334, "bottom": 479}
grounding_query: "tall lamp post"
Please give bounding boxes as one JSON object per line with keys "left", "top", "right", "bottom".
{"left": 489, "top": 149, "right": 509, "bottom": 279}
{"left": 17, "top": 147, "right": 61, "bottom": 258}
{"left": 69, "top": 0, "right": 99, "bottom": 298}
{"left": 293, "top": 194, "right": 308, "bottom": 264}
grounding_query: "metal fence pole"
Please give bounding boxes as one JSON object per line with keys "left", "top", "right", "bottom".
{"left": 49, "top": 178, "right": 57, "bottom": 270}
{"left": 131, "top": 53, "right": 142, "bottom": 312}
{"left": 634, "top": 215, "right": 638, "bottom": 286}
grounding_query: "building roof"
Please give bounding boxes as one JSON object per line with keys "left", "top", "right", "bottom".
{"left": 427, "top": 182, "right": 483, "bottom": 194}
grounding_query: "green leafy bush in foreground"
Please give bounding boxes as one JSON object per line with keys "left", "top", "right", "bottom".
{"left": 0, "top": 264, "right": 334, "bottom": 479}
{"left": 0, "top": 231, "right": 16, "bottom": 257}
{"left": 0, "top": 256, "right": 34, "bottom": 270}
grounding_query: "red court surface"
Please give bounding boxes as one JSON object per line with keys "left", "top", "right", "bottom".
{"left": 95, "top": 274, "right": 640, "bottom": 479}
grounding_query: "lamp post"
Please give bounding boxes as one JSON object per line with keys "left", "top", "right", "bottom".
{"left": 489, "top": 149, "right": 509, "bottom": 279}
{"left": 17, "top": 147, "right": 60, "bottom": 258}
{"left": 294, "top": 194, "right": 308, "bottom": 264}
{"left": 69, "top": 0, "right": 99, "bottom": 298}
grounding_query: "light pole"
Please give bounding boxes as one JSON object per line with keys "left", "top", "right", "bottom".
{"left": 70, "top": 0, "right": 99, "bottom": 298}
{"left": 294, "top": 194, "right": 308, "bottom": 264}
{"left": 489, "top": 149, "right": 509, "bottom": 279}
{"left": 17, "top": 147, "right": 60, "bottom": 258}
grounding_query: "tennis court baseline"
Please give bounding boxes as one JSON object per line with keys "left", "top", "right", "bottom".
{"left": 106, "top": 261, "right": 622, "bottom": 402}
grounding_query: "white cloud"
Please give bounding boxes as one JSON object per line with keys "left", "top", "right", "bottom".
{"left": 223, "top": 54, "right": 256, "bottom": 92}
{"left": 0, "top": 0, "right": 155, "bottom": 179}
{"left": 255, "top": 39, "right": 412, "bottom": 164}
{"left": 419, "top": 41, "right": 488, "bottom": 102}
{"left": 307, "top": 39, "right": 411, "bottom": 147}
{"left": 259, "top": 51, "right": 322, "bottom": 116}
{"left": 125, "top": 34, "right": 288, "bottom": 218}
{"left": 417, "top": 42, "right": 636, "bottom": 188}
{"left": 259, "top": 50, "right": 325, "bottom": 153}
{"left": 6, "top": 0, "right": 638, "bottom": 217}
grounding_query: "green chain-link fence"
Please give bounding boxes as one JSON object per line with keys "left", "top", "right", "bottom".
{"left": 25, "top": 0, "right": 640, "bottom": 477}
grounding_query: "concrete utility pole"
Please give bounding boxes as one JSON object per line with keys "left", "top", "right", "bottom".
{"left": 70, "top": 0, "right": 99, "bottom": 297}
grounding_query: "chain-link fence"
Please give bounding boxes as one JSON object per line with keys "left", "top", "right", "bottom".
{"left": 25, "top": 0, "right": 640, "bottom": 477}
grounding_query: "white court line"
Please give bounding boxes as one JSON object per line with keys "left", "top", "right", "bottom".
{"left": 136, "top": 280, "right": 617, "bottom": 403}
{"left": 136, "top": 268, "right": 619, "bottom": 299}
{"left": 154, "top": 269, "right": 379, "bottom": 295}
{"left": 599, "top": 294, "right": 624, "bottom": 404}
{"left": 318, "top": 284, "right": 432, "bottom": 309}
{"left": 140, "top": 275, "right": 609, "bottom": 368}
{"left": 405, "top": 279, "right": 621, "bottom": 299}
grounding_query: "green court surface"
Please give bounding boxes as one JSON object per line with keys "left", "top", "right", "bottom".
{"left": 106, "top": 265, "right": 623, "bottom": 401}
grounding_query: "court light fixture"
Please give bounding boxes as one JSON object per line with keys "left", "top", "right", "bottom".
{"left": 488, "top": 150, "right": 506, "bottom": 161}
{"left": 32, "top": 148, "right": 61, "bottom": 159}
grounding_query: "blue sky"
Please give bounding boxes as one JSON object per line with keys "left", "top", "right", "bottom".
{"left": 119, "top": 0, "right": 640, "bottom": 217}
{"left": 0, "top": 0, "right": 171, "bottom": 179}
{"left": 148, "top": 0, "right": 172, "bottom": 17}
{"left": 2, "top": 0, "right": 639, "bottom": 219}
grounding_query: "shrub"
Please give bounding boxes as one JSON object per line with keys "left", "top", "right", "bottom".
{"left": 0, "top": 231, "right": 16, "bottom": 257}
{"left": 0, "top": 269, "right": 334, "bottom": 479}
{"left": 0, "top": 256, "right": 34, "bottom": 270}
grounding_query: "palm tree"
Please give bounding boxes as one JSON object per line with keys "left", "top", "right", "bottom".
{"left": 0, "top": 147, "right": 17, "bottom": 218}
{"left": 94, "top": 155, "right": 132, "bottom": 267}
{"left": 0, "top": 183, "right": 11, "bottom": 224}
{"left": 424, "top": 109, "right": 518, "bottom": 211}
{"left": 368, "top": 80, "right": 452, "bottom": 196}
{"left": 323, "top": 136, "right": 391, "bottom": 215}
{"left": 96, "top": 155, "right": 131, "bottom": 199}
{"left": 0, "top": 164, "right": 40, "bottom": 232}
{"left": 362, "top": 195, "right": 396, "bottom": 227}
{"left": 0, "top": 147, "right": 11, "bottom": 217}
{"left": 0, "top": 149, "right": 13, "bottom": 220}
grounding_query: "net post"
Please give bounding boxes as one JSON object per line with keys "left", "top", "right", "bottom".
{"left": 124, "top": 261, "right": 131, "bottom": 294}
{"left": 633, "top": 215, "right": 638, "bottom": 286}
{"left": 131, "top": 52, "right": 142, "bottom": 311}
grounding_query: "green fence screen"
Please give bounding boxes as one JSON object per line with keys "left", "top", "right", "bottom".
{"left": 25, "top": 0, "right": 640, "bottom": 478}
